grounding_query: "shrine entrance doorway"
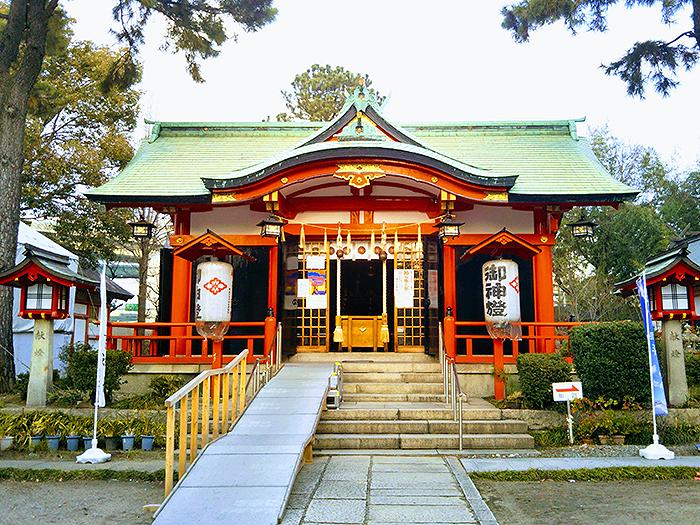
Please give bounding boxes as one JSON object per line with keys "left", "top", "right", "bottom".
{"left": 329, "top": 259, "right": 395, "bottom": 352}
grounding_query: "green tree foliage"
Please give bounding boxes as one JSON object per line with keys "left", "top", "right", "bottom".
{"left": 501, "top": 0, "right": 700, "bottom": 97}
{"left": 0, "top": 0, "right": 276, "bottom": 391}
{"left": 551, "top": 127, "right": 700, "bottom": 321}
{"left": 278, "top": 64, "right": 385, "bottom": 121}
{"left": 20, "top": 38, "right": 140, "bottom": 265}
{"left": 111, "top": 0, "right": 277, "bottom": 83}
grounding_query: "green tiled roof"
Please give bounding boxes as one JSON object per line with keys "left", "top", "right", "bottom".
{"left": 87, "top": 118, "right": 636, "bottom": 204}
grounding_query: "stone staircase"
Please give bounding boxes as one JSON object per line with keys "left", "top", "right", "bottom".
{"left": 287, "top": 353, "right": 534, "bottom": 450}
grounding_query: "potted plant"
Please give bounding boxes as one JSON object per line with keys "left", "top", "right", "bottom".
{"left": 595, "top": 410, "right": 615, "bottom": 445}
{"left": 64, "top": 419, "right": 86, "bottom": 452}
{"left": 611, "top": 412, "right": 635, "bottom": 445}
{"left": 29, "top": 419, "right": 45, "bottom": 448}
{"left": 99, "top": 419, "right": 121, "bottom": 450}
{"left": 575, "top": 412, "right": 599, "bottom": 445}
{"left": 0, "top": 416, "right": 16, "bottom": 451}
{"left": 44, "top": 420, "right": 62, "bottom": 451}
{"left": 121, "top": 428, "right": 136, "bottom": 451}
{"left": 139, "top": 415, "right": 156, "bottom": 451}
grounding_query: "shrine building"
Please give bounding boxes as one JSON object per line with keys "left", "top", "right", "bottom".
{"left": 87, "top": 86, "right": 635, "bottom": 398}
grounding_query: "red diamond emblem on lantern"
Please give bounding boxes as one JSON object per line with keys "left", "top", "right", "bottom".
{"left": 204, "top": 277, "right": 228, "bottom": 295}
{"left": 509, "top": 277, "right": 520, "bottom": 293}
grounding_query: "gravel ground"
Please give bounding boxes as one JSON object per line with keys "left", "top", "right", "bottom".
{"left": 0, "top": 480, "right": 162, "bottom": 525}
{"left": 475, "top": 479, "right": 700, "bottom": 525}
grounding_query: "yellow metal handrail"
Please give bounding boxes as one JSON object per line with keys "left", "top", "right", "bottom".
{"left": 440, "top": 322, "right": 467, "bottom": 451}
{"left": 163, "top": 349, "right": 248, "bottom": 496}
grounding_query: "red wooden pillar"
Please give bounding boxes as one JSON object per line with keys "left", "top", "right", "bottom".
{"left": 267, "top": 245, "right": 278, "bottom": 317}
{"left": 533, "top": 209, "right": 556, "bottom": 353}
{"left": 493, "top": 339, "right": 505, "bottom": 400}
{"left": 442, "top": 244, "right": 457, "bottom": 358}
{"left": 170, "top": 256, "right": 192, "bottom": 356}
{"left": 212, "top": 339, "right": 223, "bottom": 369}
{"left": 443, "top": 244, "right": 456, "bottom": 318}
{"left": 171, "top": 211, "right": 192, "bottom": 357}
{"left": 264, "top": 244, "right": 279, "bottom": 362}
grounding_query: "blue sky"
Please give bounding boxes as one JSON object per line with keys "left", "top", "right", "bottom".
{"left": 66, "top": 0, "right": 699, "bottom": 171}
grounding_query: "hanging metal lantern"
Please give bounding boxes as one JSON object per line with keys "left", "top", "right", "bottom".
{"left": 257, "top": 215, "right": 286, "bottom": 239}
{"left": 129, "top": 219, "right": 154, "bottom": 239}
{"left": 435, "top": 213, "right": 464, "bottom": 239}
{"left": 195, "top": 260, "right": 233, "bottom": 341}
{"left": 482, "top": 259, "right": 521, "bottom": 340}
{"left": 567, "top": 217, "right": 596, "bottom": 239}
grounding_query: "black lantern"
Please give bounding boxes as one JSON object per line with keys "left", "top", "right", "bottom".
{"left": 257, "top": 214, "right": 286, "bottom": 239}
{"left": 129, "top": 219, "right": 154, "bottom": 239}
{"left": 568, "top": 218, "right": 597, "bottom": 239}
{"left": 434, "top": 213, "right": 464, "bottom": 239}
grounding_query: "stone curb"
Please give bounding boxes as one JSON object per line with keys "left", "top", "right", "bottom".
{"left": 446, "top": 456, "right": 499, "bottom": 525}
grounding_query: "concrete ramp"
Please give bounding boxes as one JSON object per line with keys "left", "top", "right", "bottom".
{"left": 153, "top": 363, "right": 333, "bottom": 525}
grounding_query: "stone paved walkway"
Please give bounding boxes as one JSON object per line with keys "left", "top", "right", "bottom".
{"left": 282, "top": 455, "right": 480, "bottom": 525}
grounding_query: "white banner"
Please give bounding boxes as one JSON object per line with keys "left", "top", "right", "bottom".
{"left": 394, "top": 269, "right": 414, "bottom": 309}
{"left": 95, "top": 263, "right": 108, "bottom": 408}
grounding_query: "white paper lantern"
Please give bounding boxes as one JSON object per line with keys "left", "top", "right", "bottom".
{"left": 482, "top": 259, "right": 521, "bottom": 340}
{"left": 195, "top": 260, "right": 233, "bottom": 341}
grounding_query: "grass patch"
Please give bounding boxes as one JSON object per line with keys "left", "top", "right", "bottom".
{"left": 0, "top": 467, "right": 169, "bottom": 482}
{"left": 471, "top": 466, "right": 698, "bottom": 482}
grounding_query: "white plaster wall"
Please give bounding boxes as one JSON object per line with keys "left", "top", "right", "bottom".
{"left": 295, "top": 211, "right": 351, "bottom": 223}
{"left": 374, "top": 211, "right": 429, "bottom": 224}
{"left": 455, "top": 205, "right": 533, "bottom": 234}
{"left": 190, "top": 206, "right": 267, "bottom": 235}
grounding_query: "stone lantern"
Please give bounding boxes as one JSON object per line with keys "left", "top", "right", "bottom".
{"left": 0, "top": 246, "right": 96, "bottom": 406}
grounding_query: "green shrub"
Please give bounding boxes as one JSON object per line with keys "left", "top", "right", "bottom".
{"left": 570, "top": 321, "right": 650, "bottom": 403}
{"left": 686, "top": 351, "right": 700, "bottom": 387}
{"left": 516, "top": 353, "right": 571, "bottom": 409}
{"left": 12, "top": 373, "right": 29, "bottom": 401}
{"left": 149, "top": 375, "right": 187, "bottom": 400}
{"left": 59, "top": 343, "right": 132, "bottom": 403}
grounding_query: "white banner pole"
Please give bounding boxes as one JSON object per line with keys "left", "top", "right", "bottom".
{"left": 77, "top": 262, "right": 111, "bottom": 464}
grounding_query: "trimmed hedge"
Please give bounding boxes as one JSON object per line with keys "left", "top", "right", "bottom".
{"left": 517, "top": 353, "right": 571, "bottom": 409}
{"left": 0, "top": 468, "right": 167, "bottom": 482}
{"left": 570, "top": 322, "right": 649, "bottom": 403}
{"left": 686, "top": 352, "right": 700, "bottom": 387}
{"left": 471, "top": 466, "right": 697, "bottom": 482}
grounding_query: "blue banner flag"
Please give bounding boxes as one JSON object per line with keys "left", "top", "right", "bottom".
{"left": 636, "top": 273, "right": 668, "bottom": 417}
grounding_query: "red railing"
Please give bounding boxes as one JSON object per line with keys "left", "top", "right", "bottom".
{"left": 442, "top": 319, "right": 588, "bottom": 400}
{"left": 96, "top": 321, "right": 271, "bottom": 365}
{"left": 453, "top": 321, "right": 586, "bottom": 364}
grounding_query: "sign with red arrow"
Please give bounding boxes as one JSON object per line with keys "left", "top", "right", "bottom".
{"left": 552, "top": 381, "right": 583, "bottom": 402}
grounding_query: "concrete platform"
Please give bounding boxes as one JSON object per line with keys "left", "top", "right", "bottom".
{"left": 153, "top": 363, "right": 333, "bottom": 525}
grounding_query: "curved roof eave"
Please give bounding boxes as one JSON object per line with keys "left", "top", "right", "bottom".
{"left": 202, "top": 141, "right": 517, "bottom": 191}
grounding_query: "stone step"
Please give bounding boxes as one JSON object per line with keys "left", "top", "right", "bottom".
{"left": 342, "top": 372, "right": 443, "bottom": 383}
{"left": 287, "top": 353, "right": 437, "bottom": 363}
{"left": 321, "top": 407, "right": 503, "bottom": 421}
{"left": 340, "top": 362, "right": 442, "bottom": 373}
{"left": 342, "top": 393, "right": 445, "bottom": 403}
{"left": 317, "top": 419, "right": 528, "bottom": 435}
{"left": 343, "top": 382, "right": 444, "bottom": 394}
{"left": 314, "top": 433, "right": 535, "bottom": 450}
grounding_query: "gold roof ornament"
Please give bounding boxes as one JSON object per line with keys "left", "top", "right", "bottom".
{"left": 334, "top": 164, "right": 386, "bottom": 189}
